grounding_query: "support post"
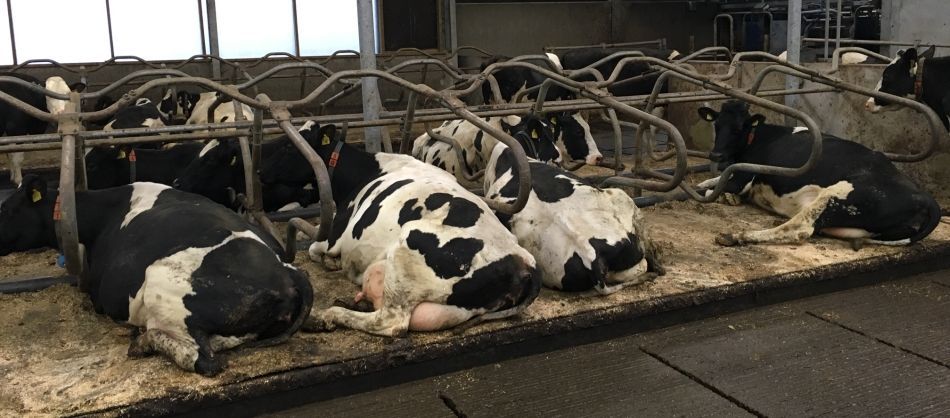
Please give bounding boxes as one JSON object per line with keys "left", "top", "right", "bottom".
{"left": 205, "top": 0, "right": 221, "bottom": 79}
{"left": 785, "top": 0, "right": 802, "bottom": 126}
{"left": 357, "top": 0, "right": 384, "bottom": 153}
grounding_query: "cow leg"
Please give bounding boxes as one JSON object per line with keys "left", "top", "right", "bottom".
{"left": 718, "top": 182, "right": 851, "bottom": 246}
{"left": 9, "top": 152, "right": 23, "bottom": 185}
{"left": 307, "top": 306, "right": 411, "bottom": 337}
{"left": 308, "top": 240, "right": 342, "bottom": 271}
{"left": 127, "top": 328, "right": 204, "bottom": 373}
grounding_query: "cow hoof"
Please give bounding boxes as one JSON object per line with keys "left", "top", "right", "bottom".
{"left": 722, "top": 193, "right": 743, "bottom": 206}
{"left": 127, "top": 342, "right": 153, "bottom": 358}
{"left": 850, "top": 239, "right": 866, "bottom": 251}
{"left": 321, "top": 256, "right": 342, "bottom": 271}
{"left": 302, "top": 312, "right": 336, "bottom": 333}
{"left": 195, "top": 356, "right": 225, "bottom": 377}
{"left": 716, "top": 233, "right": 741, "bottom": 246}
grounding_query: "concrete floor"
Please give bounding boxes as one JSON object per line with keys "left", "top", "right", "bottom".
{"left": 263, "top": 269, "right": 950, "bottom": 418}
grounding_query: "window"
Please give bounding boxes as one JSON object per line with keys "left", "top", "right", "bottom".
{"left": 11, "top": 0, "right": 111, "bottom": 63}
{"left": 296, "top": 1, "right": 363, "bottom": 56}
{"left": 215, "top": 0, "right": 295, "bottom": 58}
{"left": 110, "top": 0, "right": 204, "bottom": 60}
{"left": 0, "top": 5, "right": 12, "bottom": 65}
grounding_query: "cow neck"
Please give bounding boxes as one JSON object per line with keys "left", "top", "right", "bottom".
{"left": 742, "top": 124, "right": 787, "bottom": 152}
{"left": 44, "top": 190, "right": 125, "bottom": 249}
{"left": 324, "top": 141, "right": 380, "bottom": 206}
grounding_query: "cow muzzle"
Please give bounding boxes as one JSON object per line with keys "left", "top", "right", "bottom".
{"left": 864, "top": 97, "right": 882, "bottom": 113}
{"left": 587, "top": 154, "right": 604, "bottom": 166}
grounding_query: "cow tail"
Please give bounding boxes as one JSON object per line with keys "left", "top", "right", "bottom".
{"left": 246, "top": 268, "right": 314, "bottom": 348}
{"left": 451, "top": 259, "right": 541, "bottom": 333}
{"left": 909, "top": 193, "right": 942, "bottom": 244}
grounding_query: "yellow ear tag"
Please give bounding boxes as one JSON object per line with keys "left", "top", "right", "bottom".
{"left": 751, "top": 119, "right": 760, "bottom": 126}
{"left": 31, "top": 189, "right": 41, "bottom": 203}
{"left": 230, "top": 156, "right": 237, "bottom": 166}
{"left": 704, "top": 113, "right": 715, "bottom": 121}
{"left": 117, "top": 149, "right": 126, "bottom": 159}
{"left": 530, "top": 129, "right": 539, "bottom": 139}
{"left": 550, "top": 117, "right": 558, "bottom": 126}
{"left": 321, "top": 134, "right": 331, "bottom": 146}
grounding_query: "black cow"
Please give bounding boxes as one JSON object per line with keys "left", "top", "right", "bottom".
{"left": 479, "top": 55, "right": 572, "bottom": 104}
{"left": 865, "top": 46, "right": 949, "bottom": 130}
{"left": 697, "top": 100, "right": 940, "bottom": 247}
{"left": 260, "top": 122, "right": 540, "bottom": 336}
{"left": 0, "top": 74, "right": 83, "bottom": 185}
{"left": 0, "top": 176, "right": 313, "bottom": 375}
{"left": 175, "top": 126, "right": 322, "bottom": 212}
{"left": 85, "top": 142, "right": 204, "bottom": 189}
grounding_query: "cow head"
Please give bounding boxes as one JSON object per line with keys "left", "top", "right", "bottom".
{"left": 85, "top": 146, "right": 129, "bottom": 189}
{"left": 260, "top": 122, "right": 336, "bottom": 187}
{"left": 0, "top": 175, "right": 56, "bottom": 256}
{"left": 697, "top": 101, "right": 765, "bottom": 171}
{"left": 174, "top": 139, "right": 244, "bottom": 207}
{"left": 546, "top": 111, "right": 603, "bottom": 166}
{"left": 500, "top": 114, "right": 560, "bottom": 164}
{"left": 865, "top": 46, "right": 936, "bottom": 112}
{"left": 177, "top": 91, "right": 200, "bottom": 120}
{"left": 158, "top": 89, "right": 177, "bottom": 120}
{"left": 93, "top": 95, "right": 116, "bottom": 112}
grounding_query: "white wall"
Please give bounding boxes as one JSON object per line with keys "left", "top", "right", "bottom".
{"left": 881, "top": 0, "right": 950, "bottom": 56}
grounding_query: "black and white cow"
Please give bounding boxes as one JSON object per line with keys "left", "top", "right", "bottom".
{"left": 0, "top": 176, "right": 313, "bottom": 375}
{"left": 181, "top": 91, "right": 254, "bottom": 125}
{"left": 478, "top": 114, "right": 664, "bottom": 293}
{"left": 411, "top": 112, "right": 603, "bottom": 180}
{"left": 85, "top": 142, "right": 204, "bottom": 189}
{"left": 175, "top": 124, "right": 322, "bottom": 212}
{"left": 260, "top": 124, "right": 540, "bottom": 336}
{"left": 865, "top": 46, "right": 949, "bottom": 131}
{"left": 101, "top": 97, "right": 167, "bottom": 132}
{"left": 697, "top": 100, "right": 940, "bottom": 247}
{"left": 0, "top": 74, "right": 83, "bottom": 185}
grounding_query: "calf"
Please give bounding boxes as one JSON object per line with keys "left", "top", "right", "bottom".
{"left": 411, "top": 112, "right": 602, "bottom": 181}
{"left": 0, "top": 176, "right": 313, "bottom": 375}
{"left": 481, "top": 114, "right": 663, "bottom": 294}
{"left": 260, "top": 124, "right": 540, "bottom": 336}
{"left": 698, "top": 100, "right": 940, "bottom": 247}
{"left": 0, "top": 74, "right": 83, "bottom": 185}
{"left": 175, "top": 127, "right": 321, "bottom": 212}
{"left": 85, "top": 142, "right": 204, "bottom": 189}
{"left": 865, "top": 46, "right": 949, "bottom": 131}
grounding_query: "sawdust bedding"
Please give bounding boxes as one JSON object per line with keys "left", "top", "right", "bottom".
{"left": 2, "top": 199, "right": 948, "bottom": 416}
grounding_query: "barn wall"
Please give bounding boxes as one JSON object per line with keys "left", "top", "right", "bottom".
{"left": 454, "top": 1, "right": 719, "bottom": 57}
{"left": 881, "top": 0, "right": 950, "bottom": 56}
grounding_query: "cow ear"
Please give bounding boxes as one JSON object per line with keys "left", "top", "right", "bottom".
{"left": 20, "top": 175, "right": 47, "bottom": 204}
{"left": 320, "top": 124, "right": 337, "bottom": 146}
{"left": 697, "top": 107, "right": 719, "bottom": 122}
{"left": 921, "top": 45, "right": 936, "bottom": 60}
{"left": 745, "top": 114, "right": 766, "bottom": 128}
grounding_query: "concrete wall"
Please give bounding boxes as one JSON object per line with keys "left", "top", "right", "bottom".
{"left": 455, "top": 1, "right": 718, "bottom": 57}
{"left": 881, "top": 0, "right": 950, "bottom": 56}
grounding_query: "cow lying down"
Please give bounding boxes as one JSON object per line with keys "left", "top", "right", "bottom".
{"left": 476, "top": 115, "right": 664, "bottom": 293}
{"left": 0, "top": 176, "right": 313, "bottom": 376}
{"left": 260, "top": 124, "right": 540, "bottom": 336}
{"left": 411, "top": 112, "right": 603, "bottom": 182}
{"left": 698, "top": 100, "right": 940, "bottom": 248}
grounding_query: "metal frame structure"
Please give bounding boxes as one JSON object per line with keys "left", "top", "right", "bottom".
{"left": 0, "top": 35, "right": 946, "bottom": 291}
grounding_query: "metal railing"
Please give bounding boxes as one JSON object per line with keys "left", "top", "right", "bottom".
{"left": 0, "top": 44, "right": 946, "bottom": 290}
